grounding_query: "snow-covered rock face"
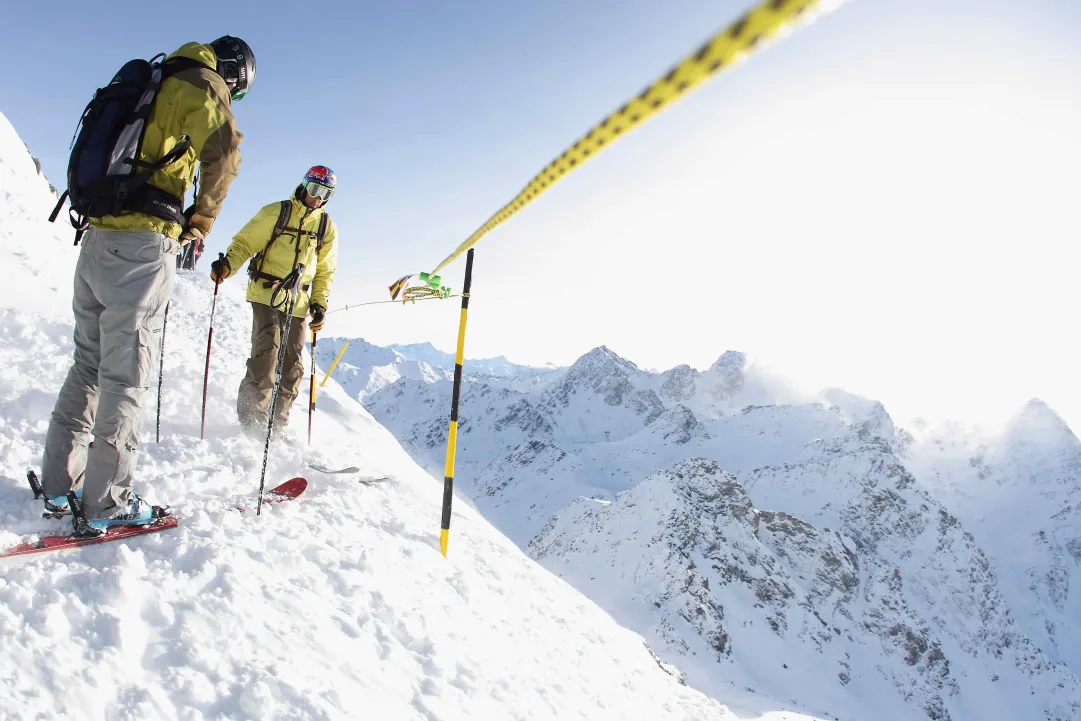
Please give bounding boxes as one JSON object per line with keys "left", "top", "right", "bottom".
{"left": 315, "top": 336, "right": 453, "bottom": 401}
{"left": 708, "top": 350, "right": 748, "bottom": 399}
{"left": 533, "top": 453, "right": 1081, "bottom": 721}
{"left": 910, "top": 399, "right": 1081, "bottom": 679}
{"left": 1002, "top": 398, "right": 1081, "bottom": 455}
{"left": 823, "top": 387, "right": 898, "bottom": 444}
{"left": 543, "top": 345, "right": 665, "bottom": 442}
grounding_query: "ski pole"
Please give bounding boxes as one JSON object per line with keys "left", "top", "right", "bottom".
{"left": 257, "top": 263, "right": 306, "bottom": 515}
{"left": 156, "top": 302, "right": 169, "bottom": 443}
{"left": 200, "top": 253, "right": 224, "bottom": 440}
{"left": 308, "top": 331, "right": 317, "bottom": 445}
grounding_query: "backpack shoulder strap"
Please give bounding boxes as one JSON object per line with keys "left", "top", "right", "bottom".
{"left": 161, "top": 56, "right": 210, "bottom": 78}
{"left": 272, "top": 200, "right": 292, "bottom": 240}
{"left": 316, "top": 211, "right": 330, "bottom": 251}
{"left": 248, "top": 201, "right": 293, "bottom": 278}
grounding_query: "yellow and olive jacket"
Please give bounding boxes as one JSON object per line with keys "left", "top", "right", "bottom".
{"left": 224, "top": 197, "right": 339, "bottom": 318}
{"left": 92, "top": 42, "right": 243, "bottom": 239}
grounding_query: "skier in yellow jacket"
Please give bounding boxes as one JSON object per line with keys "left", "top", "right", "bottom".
{"left": 210, "top": 166, "right": 339, "bottom": 431}
{"left": 42, "top": 36, "right": 251, "bottom": 535}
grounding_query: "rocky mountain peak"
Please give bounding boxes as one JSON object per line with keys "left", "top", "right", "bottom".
{"left": 650, "top": 405, "right": 701, "bottom": 445}
{"left": 708, "top": 350, "right": 748, "bottom": 373}
{"left": 660, "top": 364, "right": 696, "bottom": 401}
{"left": 706, "top": 351, "right": 747, "bottom": 397}
{"left": 1002, "top": 398, "right": 1080, "bottom": 451}
{"left": 569, "top": 345, "right": 640, "bottom": 377}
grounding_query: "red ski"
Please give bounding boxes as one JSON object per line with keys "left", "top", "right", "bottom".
{"left": 4, "top": 478, "right": 309, "bottom": 559}
{"left": 1, "top": 517, "right": 180, "bottom": 558}
{"left": 234, "top": 477, "right": 308, "bottom": 512}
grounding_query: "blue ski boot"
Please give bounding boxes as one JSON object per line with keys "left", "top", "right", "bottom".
{"left": 28, "top": 470, "right": 82, "bottom": 518}
{"left": 72, "top": 493, "right": 171, "bottom": 538}
{"left": 44, "top": 493, "right": 78, "bottom": 517}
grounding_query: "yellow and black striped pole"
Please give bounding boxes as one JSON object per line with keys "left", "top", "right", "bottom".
{"left": 439, "top": 248, "right": 475, "bottom": 558}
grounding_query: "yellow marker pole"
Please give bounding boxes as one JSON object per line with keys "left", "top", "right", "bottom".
{"left": 320, "top": 341, "right": 350, "bottom": 388}
{"left": 425, "top": 0, "right": 834, "bottom": 278}
{"left": 440, "top": 248, "right": 475, "bottom": 558}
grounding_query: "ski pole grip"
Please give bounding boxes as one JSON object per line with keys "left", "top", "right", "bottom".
{"left": 213, "top": 252, "right": 225, "bottom": 290}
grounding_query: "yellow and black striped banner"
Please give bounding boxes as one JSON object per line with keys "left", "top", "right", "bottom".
{"left": 424, "top": 0, "right": 841, "bottom": 278}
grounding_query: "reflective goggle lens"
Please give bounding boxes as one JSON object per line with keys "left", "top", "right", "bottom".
{"left": 304, "top": 181, "right": 334, "bottom": 201}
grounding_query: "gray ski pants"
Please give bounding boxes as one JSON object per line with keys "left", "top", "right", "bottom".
{"left": 41, "top": 227, "right": 178, "bottom": 518}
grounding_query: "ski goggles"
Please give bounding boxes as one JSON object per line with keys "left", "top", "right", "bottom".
{"left": 303, "top": 180, "right": 334, "bottom": 201}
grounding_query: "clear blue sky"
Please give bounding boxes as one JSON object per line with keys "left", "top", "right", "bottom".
{"left": 2, "top": 0, "right": 1080, "bottom": 430}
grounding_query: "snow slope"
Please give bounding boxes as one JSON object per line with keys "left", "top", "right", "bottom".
{"left": 0, "top": 109, "right": 782, "bottom": 720}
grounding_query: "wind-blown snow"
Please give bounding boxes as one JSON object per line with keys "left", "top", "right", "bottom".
{"left": 0, "top": 109, "right": 770, "bottom": 721}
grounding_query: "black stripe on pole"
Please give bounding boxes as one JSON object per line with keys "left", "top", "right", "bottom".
{"left": 449, "top": 363, "right": 463, "bottom": 425}
{"left": 440, "top": 474, "right": 455, "bottom": 531}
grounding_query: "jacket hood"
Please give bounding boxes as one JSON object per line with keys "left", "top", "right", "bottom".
{"left": 168, "top": 42, "right": 218, "bottom": 71}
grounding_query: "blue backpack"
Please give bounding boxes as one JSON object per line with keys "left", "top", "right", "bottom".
{"left": 50, "top": 53, "right": 205, "bottom": 245}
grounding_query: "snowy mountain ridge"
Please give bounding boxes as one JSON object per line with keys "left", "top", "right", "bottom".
{"left": 360, "top": 334, "right": 1081, "bottom": 718}
{"left": 315, "top": 336, "right": 562, "bottom": 402}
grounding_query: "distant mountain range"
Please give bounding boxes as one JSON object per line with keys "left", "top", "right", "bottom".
{"left": 329, "top": 337, "right": 1081, "bottom": 721}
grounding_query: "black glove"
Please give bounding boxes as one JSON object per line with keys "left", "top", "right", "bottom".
{"left": 210, "top": 256, "right": 232, "bottom": 282}
{"left": 309, "top": 303, "right": 326, "bottom": 333}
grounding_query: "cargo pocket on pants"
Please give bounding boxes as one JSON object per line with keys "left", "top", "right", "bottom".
{"left": 135, "top": 326, "right": 155, "bottom": 390}
{"left": 100, "top": 329, "right": 154, "bottom": 392}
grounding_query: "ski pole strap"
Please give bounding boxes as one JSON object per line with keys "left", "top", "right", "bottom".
{"left": 49, "top": 190, "right": 69, "bottom": 223}
{"left": 269, "top": 263, "right": 307, "bottom": 310}
{"left": 255, "top": 270, "right": 309, "bottom": 293}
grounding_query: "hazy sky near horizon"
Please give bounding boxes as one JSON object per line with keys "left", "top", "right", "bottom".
{"left": 1, "top": 0, "right": 1079, "bottom": 431}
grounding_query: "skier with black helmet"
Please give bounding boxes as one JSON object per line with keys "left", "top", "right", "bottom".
{"left": 211, "top": 166, "right": 339, "bottom": 433}
{"left": 40, "top": 36, "right": 254, "bottom": 536}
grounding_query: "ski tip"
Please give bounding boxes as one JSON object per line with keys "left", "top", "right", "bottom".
{"left": 358, "top": 476, "right": 392, "bottom": 485}
{"left": 270, "top": 477, "right": 308, "bottom": 499}
{"left": 307, "top": 464, "right": 361, "bottom": 474}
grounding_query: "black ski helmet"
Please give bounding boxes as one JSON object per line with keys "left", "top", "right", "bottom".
{"left": 209, "top": 35, "right": 256, "bottom": 101}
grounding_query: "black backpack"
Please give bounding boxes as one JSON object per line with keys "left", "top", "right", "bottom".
{"left": 49, "top": 53, "right": 205, "bottom": 245}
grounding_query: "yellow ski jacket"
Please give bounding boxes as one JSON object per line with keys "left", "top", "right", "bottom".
{"left": 224, "top": 197, "right": 339, "bottom": 318}
{"left": 92, "top": 42, "right": 243, "bottom": 239}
